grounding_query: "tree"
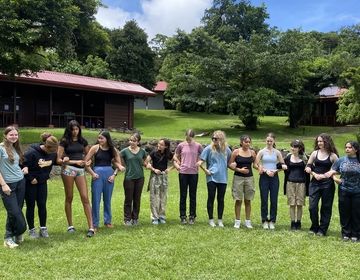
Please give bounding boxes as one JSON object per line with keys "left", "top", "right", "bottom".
{"left": 202, "top": 0, "right": 270, "bottom": 42}
{"left": 107, "top": 20, "right": 155, "bottom": 89}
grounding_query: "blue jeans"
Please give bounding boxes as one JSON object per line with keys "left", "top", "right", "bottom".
{"left": 0, "top": 178, "right": 26, "bottom": 238}
{"left": 91, "top": 166, "right": 115, "bottom": 227}
{"left": 259, "top": 174, "right": 279, "bottom": 223}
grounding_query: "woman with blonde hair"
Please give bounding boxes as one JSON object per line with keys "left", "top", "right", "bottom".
{"left": 0, "top": 126, "right": 28, "bottom": 248}
{"left": 23, "top": 133, "right": 59, "bottom": 238}
{"left": 198, "top": 131, "right": 231, "bottom": 227}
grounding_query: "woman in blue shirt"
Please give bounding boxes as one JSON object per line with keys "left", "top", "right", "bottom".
{"left": 326, "top": 141, "right": 360, "bottom": 242}
{"left": 198, "top": 131, "right": 231, "bottom": 227}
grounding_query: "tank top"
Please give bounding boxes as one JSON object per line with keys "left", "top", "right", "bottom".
{"left": 94, "top": 148, "right": 113, "bottom": 166}
{"left": 287, "top": 160, "right": 306, "bottom": 183}
{"left": 234, "top": 155, "right": 253, "bottom": 177}
{"left": 261, "top": 149, "right": 278, "bottom": 171}
{"left": 311, "top": 151, "right": 333, "bottom": 184}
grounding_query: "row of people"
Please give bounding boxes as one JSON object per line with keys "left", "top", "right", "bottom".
{"left": 1, "top": 122, "right": 359, "bottom": 249}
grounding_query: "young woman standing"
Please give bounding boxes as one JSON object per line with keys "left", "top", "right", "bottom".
{"left": 198, "top": 131, "right": 231, "bottom": 227}
{"left": 146, "top": 139, "right": 174, "bottom": 225}
{"left": 326, "top": 141, "right": 360, "bottom": 241}
{"left": 85, "top": 131, "right": 124, "bottom": 230}
{"left": 229, "top": 135, "right": 256, "bottom": 229}
{"left": 120, "top": 133, "right": 148, "bottom": 226}
{"left": 0, "top": 126, "right": 28, "bottom": 248}
{"left": 23, "top": 133, "right": 59, "bottom": 238}
{"left": 173, "top": 129, "right": 203, "bottom": 225}
{"left": 283, "top": 140, "right": 309, "bottom": 230}
{"left": 254, "top": 133, "right": 286, "bottom": 230}
{"left": 57, "top": 120, "right": 95, "bottom": 237}
{"left": 305, "top": 133, "right": 338, "bottom": 236}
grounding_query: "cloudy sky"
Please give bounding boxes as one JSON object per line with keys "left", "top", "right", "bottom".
{"left": 96, "top": 0, "right": 360, "bottom": 39}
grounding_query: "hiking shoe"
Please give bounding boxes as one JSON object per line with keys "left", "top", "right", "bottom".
{"left": 180, "top": 217, "right": 187, "bottom": 225}
{"left": 124, "top": 220, "right": 132, "bottom": 226}
{"left": 263, "top": 221, "right": 269, "bottom": 230}
{"left": 14, "top": 235, "right": 24, "bottom": 244}
{"left": 209, "top": 219, "right": 216, "bottom": 227}
{"left": 152, "top": 219, "right": 159, "bottom": 225}
{"left": 188, "top": 217, "right": 195, "bottom": 225}
{"left": 39, "top": 227, "right": 49, "bottom": 238}
{"left": 29, "top": 228, "right": 39, "bottom": 238}
{"left": 86, "top": 229, "right": 95, "bottom": 238}
{"left": 269, "top": 222, "right": 275, "bottom": 230}
{"left": 159, "top": 217, "right": 166, "bottom": 224}
{"left": 244, "top": 220, "right": 253, "bottom": 229}
{"left": 234, "top": 220, "right": 241, "bottom": 229}
{"left": 4, "top": 238, "right": 18, "bottom": 249}
{"left": 218, "top": 220, "right": 224, "bottom": 228}
{"left": 67, "top": 226, "right": 76, "bottom": 233}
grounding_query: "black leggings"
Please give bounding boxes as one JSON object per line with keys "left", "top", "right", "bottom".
{"left": 25, "top": 181, "right": 48, "bottom": 229}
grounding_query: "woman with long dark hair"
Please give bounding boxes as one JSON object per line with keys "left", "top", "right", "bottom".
{"left": 85, "top": 130, "right": 124, "bottom": 230}
{"left": 326, "top": 141, "right": 360, "bottom": 241}
{"left": 57, "top": 120, "right": 95, "bottom": 237}
{"left": 146, "top": 138, "right": 174, "bottom": 224}
{"left": 0, "top": 126, "right": 28, "bottom": 248}
{"left": 305, "top": 133, "right": 338, "bottom": 236}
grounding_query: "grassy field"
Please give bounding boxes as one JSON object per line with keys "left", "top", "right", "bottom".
{"left": 0, "top": 110, "right": 359, "bottom": 280}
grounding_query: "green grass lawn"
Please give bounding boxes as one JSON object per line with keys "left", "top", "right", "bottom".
{"left": 1, "top": 110, "right": 359, "bottom": 279}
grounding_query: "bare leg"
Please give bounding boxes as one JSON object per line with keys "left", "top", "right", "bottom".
{"left": 75, "top": 176, "right": 93, "bottom": 229}
{"left": 62, "top": 174, "right": 74, "bottom": 227}
{"left": 235, "top": 200, "right": 242, "bottom": 220}
{"left": 244, "top": 199, "right": 251, "bottom": 220}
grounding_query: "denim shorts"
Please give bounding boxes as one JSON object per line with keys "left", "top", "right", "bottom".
{"left": 62, "top": 165, "right": 85, "bottom": 177}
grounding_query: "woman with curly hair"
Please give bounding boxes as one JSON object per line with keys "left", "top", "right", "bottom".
{"left": 198, "top": 131, "right": 231, "bottom": 227}
{"left": 305, "top": 133, "right": 338, "bottom": 236}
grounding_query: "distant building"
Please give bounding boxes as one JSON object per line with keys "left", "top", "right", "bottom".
{"left": 0, "top": 71, "right": 155, "bottom": 128}
{"left": 134, "top": 81, "right": 167, "bottom": 110}
{"left": 305, "top": 86, "right": 348, "bottom": 126}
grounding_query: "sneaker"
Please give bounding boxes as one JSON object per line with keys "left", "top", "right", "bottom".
{"left": 308, "top": 229, "right": 317, "bottom": 235}
{"left": 351, "top": 237, "right": 358, "bottom": 242}
{"left": 4, "top": 238, "right": 18, "bottom": 249}
{"left": 67, "top": 226, "right": 76, "bottom": 233}
{"left": 316, "top": 231, "right": 325, "bottom": 237}
{"left": 269, "top": 222, "right": 275, "bottom": 230}
{"left": 105, "top": 223, "right": 114, "bottom": 228}
{"left": 209, "top": 219, "right": 216, "bottom": 227}
{"left": 29, "top": 228, "right": 39, "bottom": 238}
{"left": 296, "top": 221, "right": 302, "bottom": 230}
{"left": 180, "top": 217, "right": 187, "bottom": 224}
{"left": 291, "top": 221, "right": 296, "bottom": 230}
{"left": 86, "top": 229, "right": 95, "bottom": 238}
{"left": 234, "top": 219, "right": 241, "bottom": 229}
{"left": 132, "top": 219, "right": 139, "bottom": 226}
{"left": 159, "top": 217, "right": 166, "bottom": 224}
{"left": 188, "top": 217, "right": 195, "bottom": 225}
{"left": 152, "top": 219, "right": 159, "bottom": 225}
{"left": 124, "top": 220, "right": 132, "bottom": 226}
{"left": 14, "top": 235, "right": 24, "bottom": 244}
{"left": 263, "top": 221, "right": 269, "bottom": 230}
{"left": 39, "top": 227, "right": 49, "bottom": 238}
{"left": 244, "top": 220, "right": 253, "bottom": 229}
{"left": 342, "top": 236, "right": 350, "bottom": 242}
{"left": 218, "top": 220, "right": 224, "bottom": 228}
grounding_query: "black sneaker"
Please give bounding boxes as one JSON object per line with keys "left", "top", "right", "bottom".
{"left": 291, "top": 221, "right": 296, "bottom": 230}
{"left": 180, "top": 217, "right": 187, "bottom": 224}
{"left": 86, "top": 229, "right": 95, "bottom": 238}
{"left": 296, "top": 221, "right": 302, "bottom": 230}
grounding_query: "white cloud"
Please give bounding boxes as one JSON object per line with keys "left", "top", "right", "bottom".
{"left": 95, "top": 0, "right": 212, "bottom": 39}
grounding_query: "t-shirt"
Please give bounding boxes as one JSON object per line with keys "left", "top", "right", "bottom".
{"left": 150, "top": 150, "right": 173, "bottom": 172}
{"left": 200, "top": 145, "right": 231, "bottom": 184}
{"left": 0, "top": 145, "right": 24, "bottom": 183}
{"left": 175, "top": 141, "right": 203, "bottom": 174}
{"left": 120, "top": 147, "right": 147, "bottom": 180}
{"left": 331, "top": 156, "right": 360, "bottom": 193}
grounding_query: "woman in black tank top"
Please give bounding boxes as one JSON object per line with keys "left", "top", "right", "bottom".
{"left": 305, "top": 133, "right": 338, "bottom": 236}
{"left": 229, "top": 135, "right": 256, "bottom": 229}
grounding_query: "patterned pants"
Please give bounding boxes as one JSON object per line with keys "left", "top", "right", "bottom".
{"left": 149, "top": 173, "right": 168, "bottom": 220}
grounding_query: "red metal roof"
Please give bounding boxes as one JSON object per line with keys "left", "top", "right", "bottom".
{"left": 153, "top": 81, "right": 167, "bottom": 92}
{"left": 0, "top": 71, "right": 155, "bottom": 97}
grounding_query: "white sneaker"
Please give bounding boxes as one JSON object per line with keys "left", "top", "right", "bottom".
{"left": 218, "top": 220, "right": 224, "bottom": 228}
{"left": 244, "top": 220, "right": 253, "bottom": 229}
{"left": 234, "top": 219, "right": 241, "bottom": 229}
{"left": 29, "top": 228, "right": 39, "bottom": 238}
{"left": 4, "top": 238, "right": 18, "bottom": 249}
{"left": 263, "top": 221, "right": 269, "bottom": 229}
{"left": 269, "top": 222, "right": 275, "bottom": 230}
{"left": 209, "top": 219, "right": 216, "bottom": 227}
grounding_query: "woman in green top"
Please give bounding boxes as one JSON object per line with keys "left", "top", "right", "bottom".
{"left": 120, "top": 133, "right": 148, "bottom": 226}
